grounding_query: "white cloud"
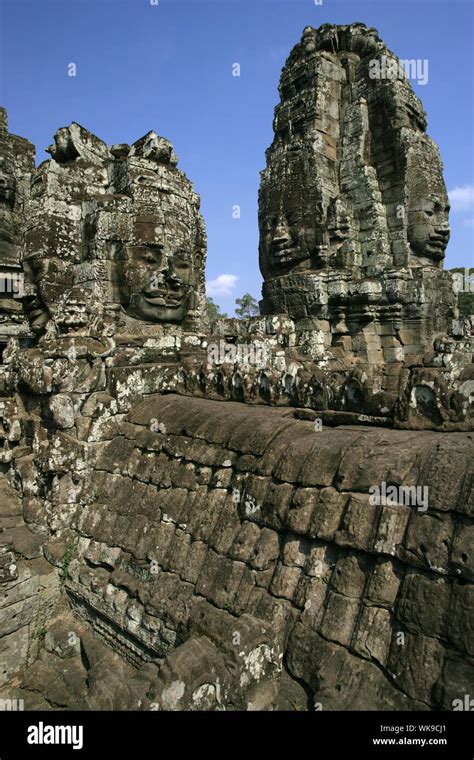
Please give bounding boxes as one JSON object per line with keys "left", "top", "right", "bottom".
{"left": 448, "top": 185, "right": 474, "bottom": 211}
{"left": 206, "top": 273, "right": 238, "bottom": 298}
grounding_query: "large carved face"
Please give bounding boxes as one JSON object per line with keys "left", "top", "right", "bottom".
{"left": 405, "top": 136, "right": 450, "bottom": 264}
{"left": 408, "top": 193, "right": 450, "bottom": 262}
{"left": 118, "top": 213, "right": 202, "bottom": 324}
{"left": 259, "top": 171, "right": 321, "bottom": 278}
{"left": 23, "top": 255, "right": 87, "bottom": 334}
{"left": 260, "top": 207, "right": 316, "bottom": 275}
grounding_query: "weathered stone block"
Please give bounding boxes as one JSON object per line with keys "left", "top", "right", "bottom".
{"left": 353, "top": 604, "right": 392, "bottom": 666}
{"left": 319, "top": 591, "right": 360, "bottom": 646}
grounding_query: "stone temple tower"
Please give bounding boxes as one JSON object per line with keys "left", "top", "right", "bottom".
{"left": 258, "top": 23, "right": 456, "bottom": 363}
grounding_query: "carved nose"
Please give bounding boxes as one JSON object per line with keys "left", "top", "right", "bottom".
{"left": 271, "top": 228, "right": 290, "bottom": 248}
{"left": 147, "top": 272, "right": 165, "bottom": 292}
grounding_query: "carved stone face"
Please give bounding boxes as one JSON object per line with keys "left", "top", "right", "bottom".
{"left": 118, "top": 219, "right": 201, "bottom": 324}
{"left": 20, "top": 123, "right": 206, "bottom": 335}
{"left": 260, "top": 207, "right": 317, "bottom": 276}
{"left": 259, "top": 163, "right": 322, "bottom": 278}
{"left": 408, "top": 194, "right": 450, "bottom": 262}
{"left": 23, "top": 256, "right": 87, "bottom": 334}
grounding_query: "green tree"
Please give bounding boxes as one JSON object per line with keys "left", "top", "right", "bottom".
{"left": 206, "top": 296, "right": 228, "bottom": 321}
{"left": 235, "top": 293, "right": 259, "bottom": 318}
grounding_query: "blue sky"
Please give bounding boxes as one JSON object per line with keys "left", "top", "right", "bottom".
{"left": 1, "top": 0, "right": 473, "bottom": 315}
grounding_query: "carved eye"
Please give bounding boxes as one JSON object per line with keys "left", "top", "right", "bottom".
{"left": 424, "top": 209, "right": 434, "bottom": 217}
{"left": 174, "top": 251, "right": 192, "bottom": 271}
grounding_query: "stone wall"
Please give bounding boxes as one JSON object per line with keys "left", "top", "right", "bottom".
{"left": 8, "top": 394, "right": 469, "bottom": 710}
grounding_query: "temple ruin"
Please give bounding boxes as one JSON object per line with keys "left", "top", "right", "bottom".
{"left": 0, "top": 23, "right": 472, "bottom": 711}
